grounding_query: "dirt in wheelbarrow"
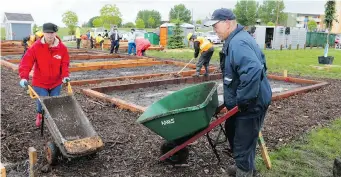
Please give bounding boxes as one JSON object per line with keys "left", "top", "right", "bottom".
{"left": 70, "top": 64, "right": 190, "bottom": 81}
{"left": 2, "top": 66, "right": 341, "bottom": 177}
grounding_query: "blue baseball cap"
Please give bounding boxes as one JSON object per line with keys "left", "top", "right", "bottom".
{"left": 204, "top": 8, "right": 236, "bottom": 27}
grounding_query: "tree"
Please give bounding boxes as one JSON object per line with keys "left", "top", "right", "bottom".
{"left": 196, "top": 20, "right": 202, "bottom": 24}
{"left": 258, "top": 0, "right": 286, "bottom": 25}
{"left": 167, "top": 19, "right": 185, "bottom": 49}
{"left": 267, "top": 22, "right": 275, "bottom": 26}
{"left": 33, "top": 24, "right": 39, "bottom": 32}
{"left": 136, "top": 18, "right": 145, "bottom": 28}
{"left": 324, "top": 0, "right": 337, "bottom": 56}
{"left": 147, "top": 17, "right": 155, "bottom": 28}
{"left": 123, "top": 22, "right": 135, "bottom": 28}
{"left": 93, "top": 18, "right": 104, "bottom": 27}
{"left": 307, "top": 20, "right": 317, "bottom": 32}
{"left": 99, "top": 4, "right": 122, "bottom": 29}
{"left": 169, "top": 4, "right": 191, "bottom": 23}
{"left": 233, "top": 0, "right": 258, "bottom": 26}
{"left": 136, "top": 10, "right": 162, "bottom": 28}
{"left": 62, "top": 11, "right": 78, "bottom": 35}
{"left": 87, "top": 16, "right": 99, "bottom": 27}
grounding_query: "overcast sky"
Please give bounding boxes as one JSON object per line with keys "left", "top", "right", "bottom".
{"left": 0, "top": 0, "right": 329, "bottom": 27}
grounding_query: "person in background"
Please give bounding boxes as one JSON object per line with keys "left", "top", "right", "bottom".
{"left": 89, "top": 30, "right": 95, "bottom": 49}
{"left": 75, "top": 26, "right": 81, "bottom": 49}
{"left": 18, "top": 22, "right": 70, "bottom": 127}
{"left": 86, "top": 30, "right": 90, "bottom": 39}
{"left": 127, "top": 28, "right": 137, "bottom": 55}
{"left": 110, "top": 27, "right": 121, "bottom": 54}
{"left": 135, "top": 38, "right": 151, "bottom": 56}
{"left": 96, "top": 34, "right": 104, "bottom": 50}
{"left": 204, "top": 8, "right": 272, "bottom": 177}
{"left": 22, "top": 31, "right": 44, "bottom": 56}
{"left": 103, "top": 30, "right": 109, "bottom": 39}
{"left": 187, "top": 33, "right": 214, "bottom": 77}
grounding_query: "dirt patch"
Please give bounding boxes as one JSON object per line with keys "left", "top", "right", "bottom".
{"left": 1, "top": 66, "right": 341, "bottom": 176}
{"left": 70, "top": 64, "right": 190, "bottom": 80}
{"left": 109, "top": 79, "right": 306, "bottom": 107}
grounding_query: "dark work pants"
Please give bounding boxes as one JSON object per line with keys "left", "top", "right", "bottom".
{"left": 76, "top": 38, "right": 81, "bottom": 49}
{"left": 196, "top": 47, "right": 214, "bottom": 73}
{"left": 110, "top": 40, "right": 120, "bottom": 54}
{"left": 225, "top": 106, "right": 268, "bottom": 172}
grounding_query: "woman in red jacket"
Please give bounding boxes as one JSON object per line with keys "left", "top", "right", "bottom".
{"left": 18, "top": 23, "right": 70, "bottom": 127}
{"left": 135, "top": 38, "right": 151, "bottom": 56}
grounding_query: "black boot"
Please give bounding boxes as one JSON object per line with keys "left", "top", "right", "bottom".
{"left": 204, "top": 65, "right": 209, "bottom": 77}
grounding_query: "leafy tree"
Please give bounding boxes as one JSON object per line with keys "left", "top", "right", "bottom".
{"left": 307, "top": 20, "right": 317, "bottom": 32}
{"left": 62, "top": 11, "right": 78, "bottom": 35}
{"left": 324, "top": 0, "right": 338, "bottom": 56}
{"left": 136, "top": 10, "right": 162, "bottom": 28}
{"left": 196, "top": 20, "right": 202, "bottom": 24}
{"left": 267, "top": 22, "right": 275, "bottom": 26}
{"left": 258, "top": 0, "right": 286, "bottom": 25}
{"left": 233, "top": 0, "right": 258, "bottom": 26}
{"left": 87, "top": 16, "right": 99, "bottom": 27}
{"left": 99, "top": 4, "right": 122, "bottom": 29}
{"left": 123, "top": 22, "right": 135, "bottom": 28}
{"left": 33, "top": 24, "right": 39, "bottom": 32}
{"left": 136, "top": 18, "right": 145, "bottom": 28}
{"left": 167, "top": 19, "right": 185, "bottom": 49}
{"left": 169, "top": 4, "right": 191, "bottom": 23}
{"left": 93, "top": 18, "right": 104, "bottom": 28}
{"left": 147, "top": 17, "right": 155, "bottom": 28}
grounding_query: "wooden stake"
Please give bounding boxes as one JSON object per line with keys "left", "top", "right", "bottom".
{"left": 28, "top": 147, "right": 37, "bottom": 177}
{"left": 258, "top": 132, "right": 272, "bottom": 169}
{"left": 0, "top": 163, "right": 6, "bottom": 177}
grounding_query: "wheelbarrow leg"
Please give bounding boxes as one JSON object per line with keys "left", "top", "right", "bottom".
{"left": 40, "top": 111, "right": 44, "bottom": 137}
{"left": 206, "top": 133, "right": 221, "bottom": 163}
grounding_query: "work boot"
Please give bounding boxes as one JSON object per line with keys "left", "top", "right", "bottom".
{"left": 227, "top": 165, "right": 258, "bottom": 177}
{"left": 204, "top": 65, "right": 209, "bottom": 76}
{"left": 35, "top": 113, "right": 42, "bottom": 127}
{"left": 236, "top": 168, "right": 253, "bottom": 177}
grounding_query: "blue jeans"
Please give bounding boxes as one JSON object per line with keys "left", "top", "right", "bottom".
{"left": 128, "top": 42, "right": 136, "bottom": 55}
{"left": 33, "top": 85, "right": 62, "bottom": 113}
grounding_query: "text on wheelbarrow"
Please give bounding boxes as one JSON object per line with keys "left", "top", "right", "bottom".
{"left": 161, "top": 118, "right": 175, "bottom": 126}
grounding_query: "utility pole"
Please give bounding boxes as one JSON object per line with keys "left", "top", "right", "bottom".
{"left": 275, "top": 0, "right": 280, "bottom": 26}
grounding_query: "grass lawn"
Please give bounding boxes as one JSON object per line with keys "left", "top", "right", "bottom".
{"left": 256, "top": 118, "right": 341, "bottom": 177}
{"left": 147, "top": 48, "right": 341, "bottom": 79}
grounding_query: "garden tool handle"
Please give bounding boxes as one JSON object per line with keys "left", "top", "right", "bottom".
{"left": 177, "top": 57, "right": 196, "bottom": 75}
{"left": 67, "top": 82, "right": 73, "bottom": 95}
{"left": 27, "top": 85, "right": 39, "bottom": 99}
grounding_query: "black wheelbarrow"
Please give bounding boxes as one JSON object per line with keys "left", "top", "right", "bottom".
{"left": 27, "top": 82, "right": 104, "bottom": 165}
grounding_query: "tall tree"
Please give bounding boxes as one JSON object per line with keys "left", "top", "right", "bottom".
{"left": 169, "top": 4, "right": 191, "bottom": 23}
{"left": 93, "top": 18, "right": 104, "bottom": 28}
{"left": 136, "top": 18, "right": 145, "bottom": 28}
{"left": 136, "top": 10, "right": 162, "bottom": 28}
{"left": 62, "top": 11, "right": 78, "bottom": 35}
{"left": 147, "top": 17, "right": 155, "bottom": 28}
{"left": 167, "top": 19, "right": 185, "bottom": 49}
{"left": 87, "top": 16, "right": 99, "bottom": 27}
{"left": 258, "top": 0, "right": 286, "bottom": 25}
{"left": 33, "top": 24, "right": 39, "bottom": 32}
{"left": 324, "top": 0, "right": 337, "bottom": 57}
{"left": 233, "top": 0, "right": 258, "bottom": 26}
{"left": 99, "top": 4, "right": 122, "bottom": 29}
{"left": 123, "top": 22, "right": 135, "bottom": 28}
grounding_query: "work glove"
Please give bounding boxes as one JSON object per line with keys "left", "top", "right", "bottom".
{"left": 19, "top": 79, "right": 28, "bottom": 88}
{"left": 62, "top": 77, "right": 71, "bottom": 83}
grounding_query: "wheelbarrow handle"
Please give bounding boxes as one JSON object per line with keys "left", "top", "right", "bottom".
{"left": 67, "top": 82, "right": 73, "bottom": 95}
{"left": 27, "top": 85, "right": 39, "bottom": 99}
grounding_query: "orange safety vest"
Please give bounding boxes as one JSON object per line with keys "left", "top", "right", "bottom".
{"left": 27, "top": 35, "right": 36, "bottom": 47}
{"left": 195, "top": 37, "right": 213, "bottom": 53}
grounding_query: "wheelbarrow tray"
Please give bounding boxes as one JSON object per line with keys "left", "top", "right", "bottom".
{"left": 136, "top": 81, "right": 219, "bottom": 141}
{"left": 40, "top": 95, "right": 103, "bottom": 158}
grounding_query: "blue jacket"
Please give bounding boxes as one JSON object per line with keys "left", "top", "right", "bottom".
{"left": 222, "top": 24, "right": 272, "bottom": 113}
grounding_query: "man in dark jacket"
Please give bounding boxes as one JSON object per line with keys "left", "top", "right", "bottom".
{"left": 205, "top": 8, "right": 272, "bottom": 177}
{"left": 110, "top": 28, "right": 121, "bottom": 54}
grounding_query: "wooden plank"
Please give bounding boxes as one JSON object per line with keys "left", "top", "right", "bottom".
{"left": 28, "top": 147, "right": 37, "bottom": 177}
{"left": 70, "top": 59, "right": 155, "bottom": 67}
{"left": 258, "top": 132, "right": 272, "bottom": 169}
{"left": 0, "top": 163, "right": 6, "bottom": 177}
{"left": 0, "top": 60, "right": 19, "bottom": 71}
{"left": 69, "top": 61, "right": 164, "bottom": 72}
{"left": 81, "top": 89, "right": 146, "bottom": 112}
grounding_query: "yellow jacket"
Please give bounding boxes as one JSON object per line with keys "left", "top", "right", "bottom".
{"left": 195, "top": 37, "right": 213, "bottom": 52}
{"left": 75, "top": 28, "right": 81, "bottom": 39}
{"left": 95, "top": 36, "right": 104, "bottom": 43}
{"left": 27, "top": 35, "right": 36, "bottom": 47}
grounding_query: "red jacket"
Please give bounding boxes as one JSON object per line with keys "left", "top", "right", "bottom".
{"left": 135, "top": 38, "right": 151, "bottom": 56}
{"left": 19, "top": 36, "right": 70, "bottom": 89}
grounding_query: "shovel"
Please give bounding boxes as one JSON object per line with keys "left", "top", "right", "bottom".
{"left": 173, "top": 57, "right": 196, "bottom": 78}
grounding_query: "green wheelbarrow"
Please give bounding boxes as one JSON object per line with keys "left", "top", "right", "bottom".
{"left": 136, "top": 81, "right": 239, "bottom": 164}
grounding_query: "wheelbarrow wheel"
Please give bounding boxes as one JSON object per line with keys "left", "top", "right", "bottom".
{"left": 161, "top": 141, "right": 189, "bottom": 164}
{"left": 46, "top": 141, "right": 60, "bottom": 165}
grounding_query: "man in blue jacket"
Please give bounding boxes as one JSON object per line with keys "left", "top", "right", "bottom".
{"left": 205, "top": 8, "right": 272, "bottom": 177}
